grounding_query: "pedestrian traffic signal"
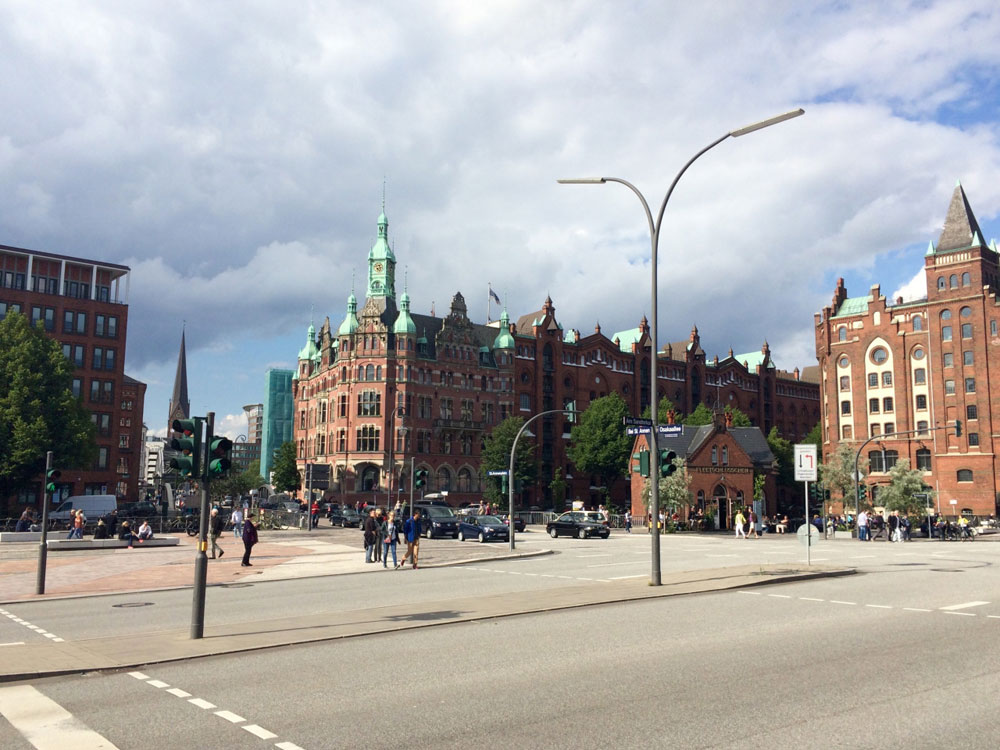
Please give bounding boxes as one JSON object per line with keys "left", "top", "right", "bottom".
{"left": 634, "top": 451, "right": 650, "bottom": 477}
{"left": 170, "top": 418, "right": 201, "bottom": 477}
{"left": 659, "top": 450, "right": 677, "bottom": 477}
{"left": 208, "top": 435, "right": 233, "bottom": 477}
{"left": 415, "top": 469, "right": 428, "bottom": 489}
{"left": 859, "top": 483, "right": 867, "bottom": 502}
{"left": 809, "top": 483, "right": 819, "bottom": 502}
{"left": 954, "top": 419, "right": 962, "bottom": 437}
{"left": 45, "top": 468, "right": 61, "bottom": 494}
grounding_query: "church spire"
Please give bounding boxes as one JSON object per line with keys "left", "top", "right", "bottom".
{"left": 167, "top": 328, "right": 190, "bottom": 433}
{"left": 936, "top": 180, "right": 983, "bottom": 253}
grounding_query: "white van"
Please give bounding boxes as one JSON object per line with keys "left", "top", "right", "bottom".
{"left": 50, "top": 495, "right": 118, "bottom": 523}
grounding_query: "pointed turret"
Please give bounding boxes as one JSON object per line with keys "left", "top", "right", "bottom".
{"left": 936, "top": 181, "right": 983, "bottom": 253}
{"left": 367, "top": 204, "right": 396, "bottom": 299}
{"left": 298, "top": 322, "right": 319, "bottom": 361}
{"left": 493, "top": 308, "right": 515, "bottom": 349}
{"left": 338, "top": 293, "right": 360, "bottom": 336}
{"left": 393, "top": 291, "right": 417, "bottom": 335}
{"left": 167, "top": 329, "right": 190, "bottom": 434}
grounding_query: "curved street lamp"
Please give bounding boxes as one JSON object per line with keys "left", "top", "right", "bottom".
{"left": 559, "top": 108, "right": 804, "bottom": 585}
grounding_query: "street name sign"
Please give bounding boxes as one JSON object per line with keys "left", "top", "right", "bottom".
{"left": 658, "top": 425, "right": 683, "bottom": 437}
{"left": 487, "top": 470, "right": 509, "bottom": 477}
{"left": 626, "top": 426, "right": 652, "bottom": 436}
{"left": 622, "top": 417, "right": 653, "bottom": 427}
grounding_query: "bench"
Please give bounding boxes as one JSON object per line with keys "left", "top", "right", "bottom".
{"left": 0, "top": 532, "right": 43, "bottom": 543}
{"left": 45, "top": 537, "right": 181, "bottom": 551}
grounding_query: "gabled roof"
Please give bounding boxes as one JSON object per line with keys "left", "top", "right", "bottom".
{"left": 831, "top": 295, "right": 871, "bottom": 319}
{"left": 644, "top": 424, "right": 775, "bottom": 470}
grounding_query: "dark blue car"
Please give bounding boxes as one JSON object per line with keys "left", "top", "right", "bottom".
{"left": 456, "top": 515, "right": 510, "bottom": 543}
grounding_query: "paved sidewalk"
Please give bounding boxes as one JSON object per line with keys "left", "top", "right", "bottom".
{"left": 0, "top": 562, "right": 853, "bottom": 682}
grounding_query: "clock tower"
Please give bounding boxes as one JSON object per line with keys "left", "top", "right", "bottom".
{"left": 367, "top": 207, "right": 396, "bottom": 300}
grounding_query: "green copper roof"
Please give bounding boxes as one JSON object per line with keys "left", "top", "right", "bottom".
{"left": 733, "top": 350, "right": 773, "bottom": 371}
{"left": 338, "top": 293, "right": 359, "bottom": 335}
{"left": 493, "top": 309, "right": 515, "bottom": 349}
{"left": 611, "top": 327, "right": 641, "bottom": 352}
{"left": 393, "top": 291, "right": 417, "bottom": 334}
{"left": 831, "top": 295, "right": 871, "bottom": 319}
{"left": 298, "top": 323, "right": 319, "bottom": 361}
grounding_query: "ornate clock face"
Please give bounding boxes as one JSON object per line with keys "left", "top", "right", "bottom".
{"left": 374, "top": 262, "right": 384, "bottom": 273}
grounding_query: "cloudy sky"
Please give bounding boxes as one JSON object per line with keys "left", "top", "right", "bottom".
{"left": 4, "top": 0, "right": 1000, "bottom": 439}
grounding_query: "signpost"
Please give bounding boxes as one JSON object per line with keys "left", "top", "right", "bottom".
{"left": 794, "top": 444, "right": 818, "bottom": 565}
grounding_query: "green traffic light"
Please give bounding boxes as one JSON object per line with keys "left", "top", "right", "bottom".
{"left": 45, "top": 468, "right": 61, "bottom": 493}
{"left": 660, "top": 450, "right": 677, "bottom": 477}
{"left": 208, "top": 436, "right": 233, "bottom": 476}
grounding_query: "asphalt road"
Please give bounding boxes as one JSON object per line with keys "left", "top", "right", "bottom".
{"left": 3, "top": 564, "right": 999, "bottom": 749}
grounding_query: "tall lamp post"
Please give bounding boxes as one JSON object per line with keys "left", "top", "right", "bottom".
{"left": 559, "top": 108, "right": 803, "bottom": 585}
{"left": 386, "top": 405, "right": 406, "bottom": 512}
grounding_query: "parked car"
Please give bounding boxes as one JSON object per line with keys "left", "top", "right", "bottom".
{"left": 329, "top": 508, "right": 362, "bottom": 528}
{"left": 546, "top": 511, "right": 610, "bottom": 539}
{"left": 118, "top": 501, "right": 160, "bottom": 519}
{"left": 502, "top": 515, "right": 526, "bottom": 532}
{"left": 406, "top": 504, "right": 459, "bottom": 539}
{"left": 457, "top": 514, "right": 510, "bottom": 543}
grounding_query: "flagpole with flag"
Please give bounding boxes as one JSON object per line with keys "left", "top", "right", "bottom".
{"left": 488, "top": 283, "right": 501, "bottom": 322}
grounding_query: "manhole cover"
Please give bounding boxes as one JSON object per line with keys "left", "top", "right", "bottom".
{"left": 112, "top": 602, "right": 155, "bottom": 608}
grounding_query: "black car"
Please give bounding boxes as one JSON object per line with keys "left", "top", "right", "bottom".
{"left": 403, "top": 505, "right": 459, "bottom": 539}
{"left": 456, "top": 515, "right": 510, "bottom": 543}
{"left": 502, "top": 515, "right": 526, "bottom": 532}
{"left": 118, "top": 501, "right": 159, "bottom": 519}
{"left": 329, "top": 508, "right": 362, "bottom": 528}
{"left": 546, "top": 511, "right": 610, "bottom": 539}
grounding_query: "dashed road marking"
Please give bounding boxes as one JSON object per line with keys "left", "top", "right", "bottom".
{"left": 242, "top": 724, "right": 277, "bottom": 740}
{"left": 0, "top": 608, "right": 64, "bottom": 643}
{"left": 215, "top": 710, "right": 245, "bottom": 723}
{"left": 939, "top": 601, "right": 989, "bottom": 611}
{"left": 830, "top": 601, "right": 857, "bottom": 605}
{"left": 189, "top": 698, "right": 216, "bottom": 710}
{"left": 865, "top": 604, "right": 892, "bottom": 609}
{"left": 608, "top": 574, "right": 647, "bottom": 580}
{"left": 799, "top": 597, "right": 824, "bottom": 602}
{"left": 944, "top": 611, "right": 976, "bottom": 617}
{"left": 903, "top": 608, "right": 932, "bottom": 612}
{"left": 0, "top": 684, "right": 120, "bottom": 749}
{"left": 767, "top": 594, "right": 791, "bottom": 599}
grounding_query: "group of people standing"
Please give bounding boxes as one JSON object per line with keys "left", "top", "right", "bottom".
{"left": 209, "top": 507, "right": 258, "bottom": 565}
{"left": 856, "top": 509, "right": 910, "bottom": 542}
{"left": 362, "top": 507, "right": 421, "bottom": 569}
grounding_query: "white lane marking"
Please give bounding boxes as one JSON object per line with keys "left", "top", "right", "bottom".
{"left": 0, "top": 641, "right": 25, "bottom": 647}
{"left": 939, "top": 601, "right": 989, "bottom": 611}
{"left": 276, "top": 743, "right": 307, "bottom": 750}
{"left": 799, "top": 598, "right": 824, "bottom": 602}
{"left": 215, "top": 710, "right": 246, "bottom": 723}
{"left": 166, "top": 688, "right": 191, "bottom": 698}
{"left": 128, "top": 672, "right": 149, "bottom": 680}
{"left": 0, "top": 684, "right": 121, "bottom": 749}
{"left": 576, "top": 577, "right": 595, "bottom": 581}
{"left": 242, "top": 724, "right": 277, "bottom": 740}
{"left": 865, "top": 604, "right": 892, "bottom": 609}
{"left": 767, "top": 594, "right": 791, "bottom": 599}
{"left": 189, "top": 698, "right": 216, "bottom": 710}
{"left": 830, "top": 600, "right": 857, "bottom": 605}
{"left": 944, "top": 611, "right": 976, "bottom": 617}
{"left": 523, "top": 573, "right": 538, "bottom": 577}
{"left": 506, "top": 571, "right": 522, "bottom": 575}
{"left": 586, "top": 561, "right": 639, "bottom": 568}
{"left": 988, "top": 616, "right": 1000, "bottom": 620}
{"left": 556, "top": 575, "right": 573, "bottom": 579}
{"left": 903, "top": 608, "right": 932, "bottom": 612}
{"left": 608, "top": 574, "right": 647, "bottom": 580}
{"left": 576, "top": 554, "right": 612, "bottom": 558}
{"left": 849, "top": 555, "right": 875, "bottom": 559}
{"left": 147, "top": 680, "right": 169, "bottom": 689}
{"left": 540, "top": 574, "right": 555, "bottom": 578}
{"left": 52, "top": 638, "right": 64, "bottom": 643}
{"left": 706, "top": 554, "right": 738, "bottom": 558}
{"left": 738, "top": 591, "right": 762, "bottom": 595}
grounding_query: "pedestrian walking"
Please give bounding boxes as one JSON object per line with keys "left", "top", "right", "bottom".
{"left": 748, "top": 509, "right": 759, "bottom": 538}
{"left": 232, "top": 506, "right": 244, "bottom": 538}
{"left": 734, "top": 509, "right": 747, "bottom": 539}
{"left": 372, "top": 508, "right": 384, "bottom": 562}
{"left": 382, "top": 511, "right": 400, "bottom": 569}
{"left": 624, "top": 510, "right": 632, "bottom": 533}
{"left": 363, "top": 508, "right": 379, "bottom": 563}
{"left": 400, "top": 509, "right": 422, "bottom": 569}
{"left": 241, "top": 518, "right": 258, "bottom": 566}
{"left": 15, "top": 509, "right": 32, "bottom": 533}
{"left": 67, "top": 510, "right": 85, "bottom": 539}
{"left": 210, "top": 508, "right": 225, "bottom": 559}
{"left": 857, "top": 509, "right": 869, "bottom": 541}
{"left": 310, "top": 500, "right": 319, "bottom": 529}
{"left": 888, "top": 510, "right": 901, "bottom": 543}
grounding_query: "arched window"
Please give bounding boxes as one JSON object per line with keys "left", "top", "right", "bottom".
{"left": 722, "top": 446, "right": 729, "bottom": 466}
{"left": 956, "top": 469, "right": 973, "bottom": 482}
{"left": 838, "top": 326, "right": 847, "bottom": 342}
{"left": 912, "top": 316, "right": 922, "bottom": 332}
{"left": 437, "top": 466, "right": 452, "bottom": 491}
{"left": 937, "top": 277, "right": 946, "bottom": 290}
{"left": 962, "top": 272, "right": 971, "bottom": 286}
{"left": 376, "top": 366, "right": 382, "bottom": 380}
{"left": 711, "top": 446, "right": 718, "bottom": 466}
{"left": 940, "top": 309, "right": 951, "bottom": 321}
{"left": 458, "top": 468, "right": 473, "bottom": 492}
{"left": 949, "top": 274, "right": 958, "bottom": 289}
{"left": 915, "top": 448, "right": 931, "bottom": 471}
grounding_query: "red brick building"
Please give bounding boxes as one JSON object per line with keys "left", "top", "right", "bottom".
{"left": 292, "top": 208, "right": 819, "bottom": 509}
{"left": 0, "top": 243, "right": 146, "bottom": 512}
{"left": 815, "top": 182, "right": 1000, "bottom": 517}
{"left": 628, "top": 412, "right": 777, "bottom": 529}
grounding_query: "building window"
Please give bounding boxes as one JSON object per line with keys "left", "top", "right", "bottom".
{"left": 992, "top": 320, "right": 998, "bottom": 337}
{"left": 913, "top": 368, "right": 925, "bottom": 384}
{"left": 869, "top": 451, "right": 884, "bottom": 472}
{"left": 838, "top": 355, "right": 849, "bottom": 368}
{"left": 961, "top": 323, "right": 972, "bottom": 338}
{"left": 357, "top": 391, "right": 381, "bottom": 417}
{"left": 722, "top": 446, "right": 728, "bottom": 466}
{"left": 882, "top": 371, "right": 892, "bottom": 386}
{"left": 90, "top": 380, "right": 100, "bottom": 402}
{"left": 884, "top": 423, "right": 894, "bottom": 435}
{"left": 965, "top": 378, "right": 975, "bottom": 393}
{"left": 71, "top": 377, "right": 82, "bottom": 399}
{"left": 949, "top": 274, "right": 958, "bottom": 289}
{"left": 882, "top": 397, "right": 893, "bottom": 413}
{"left": 839, "top": 375, "right": 850, "bottom": 391}
{"left": 944, "top": 380, "right": 955, "bottom": 395}
{"left": 912, "top": 316, "right": 923, "bottom": 331}
{"left": 937, "top": 276, "right": 946, "bottom": 290}
{"left": 519, "top": 394, "right": 531, "bottom": 411}
{"left": 871, "top": 347, "right": 888, "bottom": 364}
{"left": 968, "top": 432, "right": 979, "bottom": 447}
{"left": 711, "top": 445, "right": 718, "bottom": 466}
{"left": 868, "top": 373, "right": 878, "bottom": 388}
{"left": 960, "top": 305, "right": 972, "bottom": 318}
{"left": 841, "top": 400, "right": 851, "bottom": 415}
{"left": 956, "top": 469, "right": 973, "bottom": 482}
{"left": 962, "top": 272, "right": 971, "bottom": 286}
{"left": 963, "top": 350, "right": 973, "bottom": 366}
{"left": 943, "top": 352, "right": 953, "bottom": 367}
{"left": 916, "top": 420, "right": 929, "bottom": 435}
{"left": 356, "top": 425, "right": 380, "bottom": 452}
{"left": 95, "top": 447, "right": 108, "bottom": 470}
{"left": 838, "top": 326, "right": 847, "bottom": 342}
{"left": 870, "top": 424, "right": 880, "bottom": 437}
{"left": 915, "top": 394, "right": 927, "bottom": 410}
{"left": 941, "top": 326, "right": 952, "bottom": 341}
{"left": 869, "top": 398, "right": 880, "bottom": 413}
{"left": 842, "top": 425, "right": 852, "bottom": 439}
{"left": 912, "top": 348, "right": 924, "bottom": 360}
{"left": 884, "top": 450, "right": 898, "bottom": 469}
{"left": 967, "top": 404, "right": 977, "bottom": 420}
{"left": 440, "top": 398, "right": 453, "bottom": 419}
{"left": 916, "top": 448, "right": 931, "bottom": 470}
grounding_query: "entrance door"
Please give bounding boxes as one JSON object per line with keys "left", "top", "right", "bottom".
{"left": 713, "top": 485, "right": 728, "bottom": 530}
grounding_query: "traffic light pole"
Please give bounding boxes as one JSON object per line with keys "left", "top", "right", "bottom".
{"left": 191, "top": 412, "right": 213, "bottom": 640}
{"left": 35, "top": 451, "right": 54, "bottom": 595}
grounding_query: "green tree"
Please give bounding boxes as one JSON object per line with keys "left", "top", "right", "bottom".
{"left": 271, "top": 441, "right": 301, "bottom": 494}
{"left": 549, "top": 467, "right": 567, "bottom": 511}
{"left": 480, "top": 416, "right": 536, "bottom": 505}
{"left": 820, "top": 441, "right": 869, "bottom": 510}
{"left": 640, "top": 395, "right": 681, "bottom": 423}
{"left": 209, "top": 462, "right": 267, "bottom": 502}
{"left": 879, "top": 459, "right": 933, "bottom": 517}
{"left": 683, "top": 403, "right": 714, "bottom": 425}
{"left": 640, "top": 457, "right": 692, "bottom": 513}
{"left": 0, "top": 312, "right": 97, "bottom": 502}
{"left": 766, "top": 426, "right": 795, "bottom": 490}
{"left": 724, "top": 405, "right": 752, "bottom": 427}
{"left": 567, "top": 393, "right": 632, "bottom": 502}
{"left": 803, "top": 422, "right": 822, "bottom": 451}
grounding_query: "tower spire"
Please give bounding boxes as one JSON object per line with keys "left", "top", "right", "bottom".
{"left": 167, "top": 328, "right": 190, "bottom": 433}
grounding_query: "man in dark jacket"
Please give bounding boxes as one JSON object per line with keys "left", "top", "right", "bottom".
{"left": 210, "top": 508, "right": 225, "bottom": 559}
{"left": 363, "top": 509, "right": 379, "bottom": 563}
{"left": 400, "top": 510, "right": 422, "bottom": 569}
